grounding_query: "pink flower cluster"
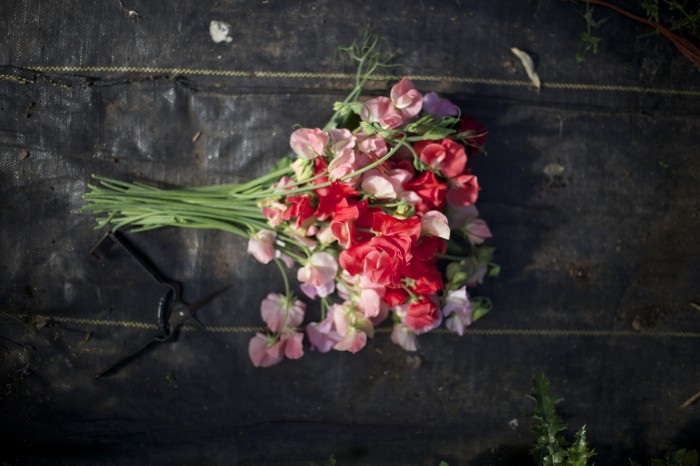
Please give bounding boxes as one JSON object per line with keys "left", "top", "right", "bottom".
{"left": 247, "top": 78, "right": 493, "bottom": 367}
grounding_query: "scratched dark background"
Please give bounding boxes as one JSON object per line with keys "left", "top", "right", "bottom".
{"left": 1, "top": 1, "right": 699, "bottom": 465}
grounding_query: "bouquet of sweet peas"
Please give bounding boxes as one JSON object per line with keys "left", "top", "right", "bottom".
{"left": 84, "top": 38, "right": 498, "bottom": 367}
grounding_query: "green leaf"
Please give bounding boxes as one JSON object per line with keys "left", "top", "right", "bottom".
{"left": 438, "top": 462, "right": 450, "bottom": 466}
{"left": 529, "top": 372, "right": 568, "bottom": 466}
{"left": 471, "top": 297, "right": 492, "bottom": 323}
{"left": 566, "top": 425, "right": 595, "bottom": 466}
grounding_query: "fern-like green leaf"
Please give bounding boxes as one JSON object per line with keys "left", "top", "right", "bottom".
{"left": 566, "top": 425, "right": 595, "bottom": 466}
{"left": 529, "top": 372, "right": 568, "bottom": 466}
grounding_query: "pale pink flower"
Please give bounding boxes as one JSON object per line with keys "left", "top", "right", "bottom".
{"left": 282, "top": 331, "right": 304, "bottom": 360}
{"left": 361, "top": 97, "right": 404, "bottom": 130}
{"left": 441, "top": 286, "right": 473, "bottom": 337}
{"left": 260, "top": 292, "right": 306, "bottom": 333}
{"left": 297, "top": 252, "right": 338, "bottom": 299}
{"left": 332, "top": 304, "right": 373, "bottom": 353}
{"left": 464, "top": 218, "right": 492, "bottom": 245}
{"left": 421, "top": 210, "right": 451, "bottom": 240}
{"left": 422, "top": 92, "right": 459, "bottom": 119}
{"left": 275, "top": 251, "right": 295, "bottom": 269}
{"left": 289, "top": 128, "right": 329, "bottom": 160}
{"left": 247, "top": 229, "right": 276, "bottom": 264}
{"left": 390, "top": 78, "right": 423, "bottom": 120}
{"left": 328, "top": 147, "right": 357, "bottom": 180}
{"left": 329, "top": 128, "right": 356, "bottom": 153}
{"left": 258, "top": 199, "right": 287, "bottom": 227}
{"left": 360, "top": 168, "right": 411, "bottom": 200}
{"left": 248, "top": 333, "right": 284, "bottom": 368}
{"left": 391, "top": 322, "right": 418, "bottom": 352}
{"left": 315, "top": 225, "right": 336, "bottom": 246}
{"left": 356, "top": 134, "right": 389, "bottom": 160}
{"left": 306, "top": 306, "right": 342, "bottom": 353}
{"left": 447, "top": 204, "right": 492, "bottom": 245}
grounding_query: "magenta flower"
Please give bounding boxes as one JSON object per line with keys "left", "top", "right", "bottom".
{"left": 282, "top": 331, "right": 304, "bottom": 360}
{"left": 297, "top": 252, "right": 338, "bottom": 299}
{"left": 422, "top": 92, "right": 459, "bottom": 119}
{"left": 260, "top": 292, "right": 306, "bottom": 333}
{"left": 246, "top": 229, "right": 276, "bottom": 264}
{"left": 290, "top": 128, "right": 329, "bottom": 160}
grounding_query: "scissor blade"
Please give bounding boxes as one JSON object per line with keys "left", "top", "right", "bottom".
{"left": 186, "top": 284, "right": 234, "bottom": 316}
{"left": 95, "top": 333, "right": 162, "bottom": 378}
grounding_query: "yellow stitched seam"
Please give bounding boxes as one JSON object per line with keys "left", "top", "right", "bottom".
{"left": 19, "top": 66, "right": 700, "bottom": 96}
{"left": 32, "top": 315, "right": 700, "bottom": 338}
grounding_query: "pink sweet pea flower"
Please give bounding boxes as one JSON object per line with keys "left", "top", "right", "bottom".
{"left": 361, "top": 97, "right": 404, "bottom": 130}
{"left": 464, "top": 218, "right": 492, "bottom": 245}
{"left": 329, "top": 128, "right": 356, "bottom": 153}
{"left": 360, "top": 168, "right": 411, "bottom": 200}
{"left": 422, "top": 92, "right": 459, "bottom": 119}
{"left": 421, "top": 210, "right": 450, "bottom": 240}
{"left": 328, "top": 147, "right": 357, "bottom": 180}
{"left": 260, "top": 292, "right": 306, "bottom": 333}
{"left": 446, "top": 174, "right": 480, "bottom": 207}
{"left": 332, "top": 304, "right": 373, "bottom": 353}
{"left": 297, "top": 252, "right": 338, "bottom": 299}
{"left": 248, "top": 333, "right": 284, "bottom": 367}
{"left": 258, "top": 199, "right": 287, "bottom": 227}
{"left": 290, "top": 128, "right": 329, "bottom": 160}
{"left": 247, "top": 229, "right": 276, "bottom": 264}
{"left": 282, "top": 331, "right": 304, "bottom": 360}
{"left": 390, "top": 78, "right": 423, "bottom": 120}
{"left": 306, "top": 305, "right": 343, "bottom": 353}
{"left": 391, "top": 321, "right": 418, "bottom": 352}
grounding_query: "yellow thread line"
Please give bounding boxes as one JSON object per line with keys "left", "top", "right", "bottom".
{"left": 35, "top": 315, "right": 700, "bottom": 338}
{"left": 12, "top": 66, "right": 700, "bottom": 96}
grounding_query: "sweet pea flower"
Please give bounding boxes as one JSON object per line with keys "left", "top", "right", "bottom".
{"left": 282, "top": 331, "right": 304, "bottom": 360}
{"left": 422, "top": 92, "right": 459, "bottom": 119}
{"left": 391, "top": 321, "right": 418, "bottom": 351}
{"left": 258, "top": 199, "right": 287, "bottom": 227}
{"left": 415, "top": 138, "right": 467, "bottom": 179}
{"left": 441, "top": 286, "right": 472, "bottom": 336}
{"left": 247, "top": 229, "right": 276, "bottom": 264}
{"left": 306, "top": 304, "right": 342, "bottom": 352}
{"left": 361, "top": 97, "right": 404, "bottom": 130}
{"left": 260, "top": 292, "right": 306, "bottom": 333}
{"left": 360, "top": 168, "right": 411, "bottom": 200}
{"left": 328, "top": 147, "right": 357, "bottom": 180}
{"left": 290, "top": 128, "right": 329, "bottom": 160}
{"left": 446, "top": 174, "right": 480, "bottom": 207}
{"left": 332, "top": 304, "right": 374, "bottom": 353}
{"left": 390, "top": 78, "right": 423, "bottom": 120}
{"left": 405, "top": 296, "right": 442, "bottom": 334}
{"left": 297, "top": 252, "right": 338, "bottom": 299}
{"left": 421, "top": 210, "right": 450, "bottom": 240}
{"left": 329, "top": 128, "right": 356, "bottom": 153}
{"left": 464, "top": 218, "right": 492, "bottom": 245}
{"left": 248, "top": 333, "right": 284, "bottom": 368}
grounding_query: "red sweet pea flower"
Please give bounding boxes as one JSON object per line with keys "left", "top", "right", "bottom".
{"left": 283, "top": 195, "right": 315, "bottom": 230}
{"left": 371, "top": 212, "right": 421, "bottom": 242}
{"left": 384, "top": 287, "right": 409, "bottom": 307}
{"left": 315, "top": 182, "right": 358, "bottom": 221}
{"left": 446, "top": 174, "right": 480, "bottom": 207}
{"left": 339, "top": 235, "right": 412, "bottom": 287}
{"left": 411, "top": 235, "right": 447, "bottom": 262}
{"left": 406, "top": 297, "right": 441, "bottom": 333}
{"left": 403, "top": 171, "right": 447, "bottom": 214}
{"left": 402, "top": 259, "right": 443, "bottom": 296}
{"left": 414, "top": 138, "right": 467, "bottom": 179}
{"left": 459, "top": 116, "right": 488, "bottom": 150}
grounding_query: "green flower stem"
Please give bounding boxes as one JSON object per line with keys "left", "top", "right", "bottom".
{"left": 274, "top": 258, "right": 291, "bottom": 297}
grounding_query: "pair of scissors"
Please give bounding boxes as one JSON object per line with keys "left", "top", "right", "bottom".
{"left": 90, "top": 231, "right": 231, "bottom": 378}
